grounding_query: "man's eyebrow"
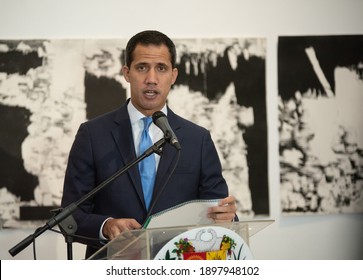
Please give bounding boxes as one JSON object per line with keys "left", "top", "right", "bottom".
{"left": 133, "top": 62, "right": 169, "bottom": 67}
{"left": 134, "top": 62, "right": 148, "bottom": 66}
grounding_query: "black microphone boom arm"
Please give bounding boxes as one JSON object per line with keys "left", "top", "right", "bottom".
{"left": 8, "top": 138, "right": 167, "bottom": 258}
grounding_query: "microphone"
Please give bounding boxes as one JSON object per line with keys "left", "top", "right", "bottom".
{"left": 152, "top": 111, "right": 181, "bottom": 150}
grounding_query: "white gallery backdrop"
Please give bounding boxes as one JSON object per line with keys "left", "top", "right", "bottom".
{"left": 0, "top": 0, "right": 362, "bottom": 260}
{"left": 0, "top": 37, "right": 268, "bottom": 227}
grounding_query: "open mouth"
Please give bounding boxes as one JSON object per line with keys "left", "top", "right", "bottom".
{"left": 144, "top": 90, "right": 159, "bottom": 97}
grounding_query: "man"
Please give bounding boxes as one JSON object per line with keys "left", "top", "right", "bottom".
{"left": 61, "top": 30, "right": 237, "bottom": 258}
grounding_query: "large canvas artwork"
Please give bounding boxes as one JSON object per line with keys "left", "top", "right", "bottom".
{"left": 278, "top": 35, "right": 363, "bottom": 215}
{"left": 0, "top": 37, "right": 268, "bottom": 228}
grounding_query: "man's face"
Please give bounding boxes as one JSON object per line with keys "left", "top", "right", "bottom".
{"left": 122, "top": 44, "right": 178, "bottom": 116}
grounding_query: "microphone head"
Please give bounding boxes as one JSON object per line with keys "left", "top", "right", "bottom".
{"left": 152, "top": 111, "right": 181, "bottom": 150}
{"left": 152, "top": 111, "right": 165, "bottom": 123}
{"left": 152, "top": 111, "right": 170, "bottom": 139}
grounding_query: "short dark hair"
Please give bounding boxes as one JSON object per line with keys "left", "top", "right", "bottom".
{"left": 124, "top": 30, "right": 177, "bottom": 68}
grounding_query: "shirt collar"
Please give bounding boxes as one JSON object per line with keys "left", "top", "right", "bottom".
{"left": 127, "top": 100, "right": 168, "bottom": 125}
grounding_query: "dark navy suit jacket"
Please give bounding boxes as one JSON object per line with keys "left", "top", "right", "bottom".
{"left": 61, "top": 100, "right": 228, "bottom": 257}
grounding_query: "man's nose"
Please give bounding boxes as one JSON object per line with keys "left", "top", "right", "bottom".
{"left": 145, "top": 69, "right": 157, "bottom": 84}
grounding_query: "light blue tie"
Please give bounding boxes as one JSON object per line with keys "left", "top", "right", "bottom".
{"left": 139, "top": 117, "right": 156, "bottom": 210}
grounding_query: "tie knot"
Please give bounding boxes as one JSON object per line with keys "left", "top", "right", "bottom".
{"left": 142, "top": 117, "right": 153, "bottom": 131}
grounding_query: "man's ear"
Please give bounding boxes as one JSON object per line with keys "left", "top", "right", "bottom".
{"left": 171, "top": 68, "right": 178, "bottom": 85}
{"left": 121, "top": 65, "right": 130, "bottom": 82}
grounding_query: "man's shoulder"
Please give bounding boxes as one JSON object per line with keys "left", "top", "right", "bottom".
{"left": 88, "top": 107, "right": 120, "bottom": 122}
{"left": 169, "top": 109, "right": 209, "bottom": 133}
{"left": 81, "top": 105, "right": 127, "bottom": 131}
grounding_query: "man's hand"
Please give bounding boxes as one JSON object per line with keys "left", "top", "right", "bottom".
{"left": 102, "top": 218, "right": 142, "bottom": 240}
{"left": 208, "top": 195, "right": 237, "bottom": 223}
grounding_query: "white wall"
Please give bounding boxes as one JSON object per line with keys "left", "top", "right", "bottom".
{"left": 1, "top": 0, "right": 362, "bottom": 260}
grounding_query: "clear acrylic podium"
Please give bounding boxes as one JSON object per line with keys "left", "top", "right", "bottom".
{"left": 88, "top": 219, "right": 274, "bottom": 260}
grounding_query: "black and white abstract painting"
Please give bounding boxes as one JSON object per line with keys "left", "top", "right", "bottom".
{"left": 278, "top": 35, "right": 363, "bottom": 215}
{"left": 0, "top": 37, "right": 268, "bottom": 228}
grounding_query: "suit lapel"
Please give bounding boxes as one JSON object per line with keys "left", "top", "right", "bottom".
{"left": 151, "top": 108, "right": 182, "bottom": 208}
{"left": 111, "top": 104, "right": 146, "bottom": 209}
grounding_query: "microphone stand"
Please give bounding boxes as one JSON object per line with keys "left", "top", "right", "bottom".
{"left": 8, "top": 137, "right": 167, "bottom": 259}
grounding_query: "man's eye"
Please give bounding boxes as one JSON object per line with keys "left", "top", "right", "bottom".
{"left": 136, "top": 65, "right": 147, "bottom": 71}
{"left": 157, "top": 65, "right": 167, "bottom": 71}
